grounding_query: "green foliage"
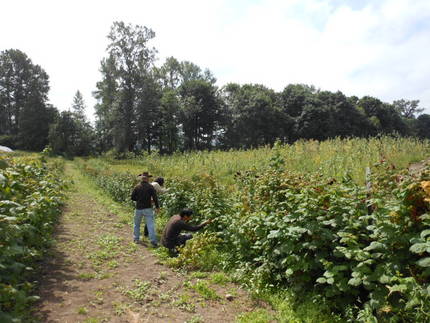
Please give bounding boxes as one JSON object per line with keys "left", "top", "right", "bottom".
{"left": 187, "top": 280, "right": 220, "bottom": 300}
{"left": 83, "top": 136, "right": 430, "bottom": 186}
{"left": 49, "top": 95, "right": 95, "bottom": 158}
{"left": 225, "top": 161, "right": 430, "bottom": 321}
{"left": 121, "top": 279, "right": 151, "bottom": 303}
{"left": 0, "top": 155, "right": 67, "bottom": 320}
{"left": 168, "top": 232, "right": 223, "bottom": 271}
{"left": 236, "top": 309, "right": 274, "bottom": 323}
{"left": 78, "top": 137, "right": 430, "bottom": 321}
{"left": 0, "top": 49, "right": 55, "bottom": 151}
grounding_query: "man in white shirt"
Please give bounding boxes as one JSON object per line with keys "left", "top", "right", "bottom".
{"left": 144, "top": 177, "right": 168, "bottom": 237}
{"left": 151, "top": 177, "right": 168, "bottom": 194}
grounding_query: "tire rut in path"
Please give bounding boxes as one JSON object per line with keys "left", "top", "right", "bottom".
{"left": 34, "top": 163, "right": 269, "bottom": 323}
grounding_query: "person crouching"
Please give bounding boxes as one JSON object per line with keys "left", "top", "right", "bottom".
{"left": 161, "top": 208, "right": 211, "bottom": 256}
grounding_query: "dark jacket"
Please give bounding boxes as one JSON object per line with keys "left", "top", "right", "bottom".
{"left": 131, "top": 182, "right": 159, "bottom": 209}
{"left": 161, "top": 214, "right": 205, "bottom": 249}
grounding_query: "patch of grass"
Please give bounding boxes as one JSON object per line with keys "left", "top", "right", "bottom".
{"left": 112, "top": 301, "right": 130, "bottom": 316}
{"left": 95, "top": 271, "right": 114, "bottom": 279}
{"left": 210, "top": 272, "right": 230, "bottom": 285}
{"left": 78, "top": 272, "right": 96, "bottom": 280}
{"left": 158, "top": 292, "right": 171, "bottom": 303}
{"left": 185, "top": 314, "right": 205, "bottom": 323}
{"left": 190, "top": 271, "right": 208, "bottom": 279}
{"left": 107, "top": 260, "right": 119, "bottom": 269}
{"left": 188, "top": 280, "right": 220, "bottom": 300}
{"left": 82, "top": 318, "right": 102, "bottom": 323}
{"left": 254, "top": 290, "right": 342, "bottom": 323}
{"left": 77, "top": 307, "right": 88, "bottom": 315}
{"left": 121, "top": 279, "right": 151, "bottom": 302}
{"left": 88, "top": 248, "right": 118, "bottom": 267}
{"left": 93, "top": 290, "right": 104, "bottom": 305}
{"left": 236, "top": 309, "right": 274, "bottom": 323}
{"left": 97, "top": 234, "right": 122, "bottom": 251}
{"left": 173, "top": 294, "right": 196, "bottom": 313}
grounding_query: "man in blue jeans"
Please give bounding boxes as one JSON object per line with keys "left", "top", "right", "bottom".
{"left": 131, "top": 171, "right": 160, "bottom": 247}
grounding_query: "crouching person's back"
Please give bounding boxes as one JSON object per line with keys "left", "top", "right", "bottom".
{"left": 161, "top": 208, "right": 211, "bottom": 256}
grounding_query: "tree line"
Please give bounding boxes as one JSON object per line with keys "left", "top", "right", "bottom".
{"left": 1, "top": 21, "right": 429, "bottom": 157}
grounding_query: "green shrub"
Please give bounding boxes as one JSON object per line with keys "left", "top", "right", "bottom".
{"left": 0, "top": 155, "right": 67, "bottom": 320}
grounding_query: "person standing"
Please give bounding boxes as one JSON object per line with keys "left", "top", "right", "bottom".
{"left": 131, "top": 171, "right": 160, "bottom": 247}
{"left": 143, "top": 177, "right": 168, "bottom": 238}
{"left": 161, "top": 208, "right": 212, "bottom": 255}
{"left": 151, "top": 177, "right": 168, "bottom": 194}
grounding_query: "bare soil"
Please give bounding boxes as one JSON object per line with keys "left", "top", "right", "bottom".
{"left": 33, "top": 164, "right": 272, "bottom": 323}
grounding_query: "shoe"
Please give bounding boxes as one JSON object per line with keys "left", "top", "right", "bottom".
{"left": 151, "top": 242, "right": 159, "bottom": 248}
{"left": 134, "top": 239, "right": 142, "bottom": 244}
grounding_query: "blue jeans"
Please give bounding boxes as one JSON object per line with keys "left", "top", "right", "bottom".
{"left": 134, "top": 208, "right": 157, "bottom": 244}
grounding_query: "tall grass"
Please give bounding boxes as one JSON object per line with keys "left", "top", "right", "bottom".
{"left": 88, "top": 136, "right": 430, "bottom": 185}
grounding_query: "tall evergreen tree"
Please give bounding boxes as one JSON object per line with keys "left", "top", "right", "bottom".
{"left": 108, "top": 21, "right": 157, "bottom": 152}
{"left": 0, "top": 49, "right": 54, "bottom": 150}
{"left": 94, "top": 56, "right": 118, "bottom": 152}
{"left": 71, "top": 90, "right": 86, "bottom": 122}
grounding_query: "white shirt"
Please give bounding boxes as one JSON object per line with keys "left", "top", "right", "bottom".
{"left": 151, "top": 182, "right": 168, "bottom": 194}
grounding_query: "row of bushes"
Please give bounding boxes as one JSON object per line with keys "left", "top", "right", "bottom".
{"left": 79, "top": 157, "right": 430, "bottom": 322}
{"left": 0, "top": 156, "right": 67, "bottom": 321}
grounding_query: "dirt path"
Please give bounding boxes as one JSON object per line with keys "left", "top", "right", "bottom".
{"left": 34, "top": 163, "right": 270, "bottom": 323}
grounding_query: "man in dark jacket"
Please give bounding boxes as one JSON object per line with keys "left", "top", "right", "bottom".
{"left": 161, "top": 208, "right": 212, "bottom": 255}
{"left": 131, "top": 171, "right": 160, "bottom": 247}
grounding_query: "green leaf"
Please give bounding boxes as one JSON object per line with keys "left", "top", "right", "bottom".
{"left": 348, "top": 277, "right": 362, "bottom": 286}
{"left": 410, "top": 243, "right": 429, "bottom": 254}
{"left": 364, "top": 241, "right": 384, "bottom": 251}
{"left": 267, "top": 230, "right": 280, "bottom": 239}
{"left": 323, "top": 271, "right": 334, "bottom": 278}
{"left": 421, "top": 229, "right": 430, "bottom": 239}
{"left": 406, "top": 297, "right": 420, "bottom": 309}
{"left": 388, "top": 284, "right": 408, "bottom": 294}
{"left": 316, "top": 277, "right": 327, "bottom": 284}
{"left": 417, "top": 257, "right": 430, "bottom": 267}
{"left": 378, "top": 274, "right": 392, "bottom": 284}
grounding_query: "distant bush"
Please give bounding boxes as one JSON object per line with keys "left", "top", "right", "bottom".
{"left": 0, "top": 135, "right": 16, "bottom": 149}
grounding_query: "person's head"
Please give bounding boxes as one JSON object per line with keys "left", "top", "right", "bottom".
{"left": 155, "top": 177, "right": 164, "bottom": 186}
{"left": 138, "top": 171, "right": 153, "bottom": 182}
{"left": 179, "top": 208, "right": 193, "bottom": 221}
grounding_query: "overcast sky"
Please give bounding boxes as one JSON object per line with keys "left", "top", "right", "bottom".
{"left": 2, "top": 0, "right": 430, "bottom": 121}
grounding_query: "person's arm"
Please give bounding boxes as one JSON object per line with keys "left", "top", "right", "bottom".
{"left": 151, "top": 186, "right": 160, "bottom": 209}
{"left": 179, "top": 219, "right": 211, "bottom": 232}
{"left": 131, "top": 187, "right": 137, "bottom": 201}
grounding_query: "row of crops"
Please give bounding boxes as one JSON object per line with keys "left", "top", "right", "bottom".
{"left": 96, "top": 136, "right": 430, "bottom": 186}
{"left": 0, "top": 155, "right": 67, "bottom": 321}
{"left": 78, "top": 140, "right": 430, "bottom": 322}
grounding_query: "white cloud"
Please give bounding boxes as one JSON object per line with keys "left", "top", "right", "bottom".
{"left": 1, "top": 0, "right": 430, "bottom": 121}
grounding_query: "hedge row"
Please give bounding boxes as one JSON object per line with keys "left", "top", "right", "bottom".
{"left": 0, "top": 156, "right": 67, "bottom": 321}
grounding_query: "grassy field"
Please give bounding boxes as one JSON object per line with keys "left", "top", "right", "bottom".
{"left": 87, "top": 136, "right": 430, "bottom": 185}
